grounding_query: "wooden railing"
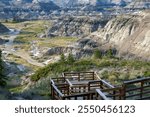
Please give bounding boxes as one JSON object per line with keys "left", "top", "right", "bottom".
{"left": 50, "top": 72, "right": 150, "bottom": 100}
{"left": 62, "top": 72, "right": 101, "bottom": 81}
{"left": 63, "top": 91, "right": 96, "bottom": 100}
{"left": 102, "top": 87, "right": 124, "bottom": 100}
{"left": 51, "top": 84, "right": 64, "bottom": 100}
{"left": 123, "top": 77, "right": 150, "bottom": 100}
{"left": 50, "top": 77, "right": 66, "bottom": 85}
{"left": 51, "top": 81, "right": 97, "bottom": 100}
{"left": 88, "top": 80, "right": 114, "bottom": 91}
{"left": 95, "top": 89, "right": 109, "bottom": 100}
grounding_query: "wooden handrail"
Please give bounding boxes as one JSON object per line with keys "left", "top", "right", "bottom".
{"left": 124, "top": 77, "right": 150, "bottom": 84}
{"left": 50, "top": 79, "right": 55, "bottom": 84}
{"left": 95, "top": 72, "right": 101, "bottom": 80}
{"left": 101, "top": 80, "right": 115, "bottom": 88}
{"left": 63, "top": 72, "right": 96, "bottom": 81}
{"left": 126, "top": 85, "right": 150, "bottom": 92}
{"left": 101, "top": 87, "right": 122, "bottom": 92}
{"left": 66, "top": 79, "right": 73, "bottom": 87}
{"left": 96, "top": 89, "right": 109, "bottom": 100}
{"left": 51, "top": 84, "right": 64, "bottom": 97}
{"left": 88, "top": 80, "right": 101, "bottom": 84}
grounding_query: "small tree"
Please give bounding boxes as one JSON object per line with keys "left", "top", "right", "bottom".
{"left": 106, "top": 49, "right": 114, "bottom": 58}
{"left": 0, "top": 50, "right": 6, "bottom": 87}
{"left": 94, "top": 49, "right": 102, "bottom": 59}
{"left": 67, "top": 53, "right": 75, "bottom": 64}
{"left": 60, "top": 53, "right": 66, "bottom": 63}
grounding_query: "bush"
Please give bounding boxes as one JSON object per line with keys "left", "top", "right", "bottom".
{"left": 94, "top": 49, "right": 102, "bottom": 59}
{"left": 144, "top": 71, "right": 150, "bottom": 77}
{"left": 60, "top": 53, "right": 66, "bottom": 63}
{"left": 106, "top": 49, "right": 114, "bottom": 58}
{"left": 67, "top": 53, "right": 75, "bottom": 64}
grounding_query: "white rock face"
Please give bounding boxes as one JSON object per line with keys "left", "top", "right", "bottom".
{"left": 91, "top": 11, "right": 150, "bottom": 60}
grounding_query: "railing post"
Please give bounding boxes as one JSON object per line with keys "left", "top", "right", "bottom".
{"left": 140, "top": 81, "right": 144, "bottom": 99}
{"left": 113, "top": 90, "right": 116, "bottom": 100}
{"left": 122, "top": 84, "right": 126, "bottom": 100}
{"left": 93, "top": 72, "right": 95, "bottom": 80}
{"left": 119, "top": 88, "right": 123, "bottom": 100}
{"left": 100, "top": 81, "right": 103, "bottom": 89}
{"left": 78, "top": 73, "right": 80, "bottom": 81}
{"left": 50, "top": 80, "right": 54, "bottom": 100}
{"left": 88, "top": 83, "right": 90, "bottom": 91}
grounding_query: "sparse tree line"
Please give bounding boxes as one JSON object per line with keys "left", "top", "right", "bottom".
{"left": 94, "top": 48, "right": 117, "bottom": 59}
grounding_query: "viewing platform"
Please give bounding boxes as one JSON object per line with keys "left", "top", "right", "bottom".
{"left": 50, "top": 72, "right": 150, "bottom": 100}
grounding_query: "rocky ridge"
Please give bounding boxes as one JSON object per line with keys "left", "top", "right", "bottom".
{"left": 51, "top": 0, "right": 132, "bottom": 7}
{"left": 0, "top": 0, "right": 60, "bottom": 19}
{"left": 47, "top": 16, "right": 108, "bottom": 37}
{"left": 44, "top": 38, "right": 98, "bottom": 59}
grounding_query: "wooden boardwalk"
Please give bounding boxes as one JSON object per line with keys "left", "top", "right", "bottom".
{"left": 50, "top": 72, "right": 150, "bottom": 100}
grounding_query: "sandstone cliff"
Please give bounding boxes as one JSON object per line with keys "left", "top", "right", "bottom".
{"left": 91, "top": 11, "right": 150, "bottom": 60}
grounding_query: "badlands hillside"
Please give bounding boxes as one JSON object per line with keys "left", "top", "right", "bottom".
{"left": 91, "top": 11, "right": 150, "bottom": 60}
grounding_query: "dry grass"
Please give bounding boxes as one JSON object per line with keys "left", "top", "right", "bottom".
{"left": 38, "top": 37, "right": 78, "bottom": 48}
{"left": 7, "top": 53, "right": 39, "bottom": 71}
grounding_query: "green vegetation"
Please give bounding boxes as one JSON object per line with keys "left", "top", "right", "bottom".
{"left": 30, "top": 55, "right": 150, "bottom": 85}
{"left": 38, "top": 36, "right": 78, "bottom": 48}
{"left": 9, "top": 85, "right": 26, "bottom": 93}
{"left": 106, "top": 49, "right": 114, "bottom": 58}
{"left": 4, "top": 21, "right": 78, "bottom": 51}
{"left": 67, "top": 53, "right": 75, "bottom": 64}
{"left": 0, "top": 50, "right": 7, "bottom": 87}
{"left": 7, "top": 53, "right": 39, "bottom": 71}
{"left": 31, "top": 58, "right": 94, "bottom": 81}
{"left": 60, "top": 54, "right": 65, "bottom": 63}
{"left": 144, "top": 71, "right": 150, "bottom": 77}
{"left": 93, "top": 49, "right": 102, "bottom": 59}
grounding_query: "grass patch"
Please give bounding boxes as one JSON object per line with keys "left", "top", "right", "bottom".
{"left": 38, "top": 37, "right": 78, "bottom": 48}
{"left": 9, "top": 85, "right": 25, "bottom": 93}
{"left": 7, "top": 53, "right": 39, "bottom": 71}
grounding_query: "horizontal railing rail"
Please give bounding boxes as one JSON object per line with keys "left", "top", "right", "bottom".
{"left": 123, "top": 77, "right": 150, "bottom": 100}
{"left": 123, "top": 77, "right": 150, "bottom": 84}
{"left": 62, "top": 72, "right": 98, "bottom": 81}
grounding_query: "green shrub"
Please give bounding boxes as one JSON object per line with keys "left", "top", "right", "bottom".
{"left": 60, "top": 53, "right": 66, "bottom": 63}
{"left": 94, "top": 49, "right": 102, "bottom": 59}
{"left": 67, "top": 53, "right": 75, "bottom": 64}
{"left": 144, "top": 71, "right": 150, "bottom": 77}
{"left": 106, "top": 49, "right": 114, "bottom": 58}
